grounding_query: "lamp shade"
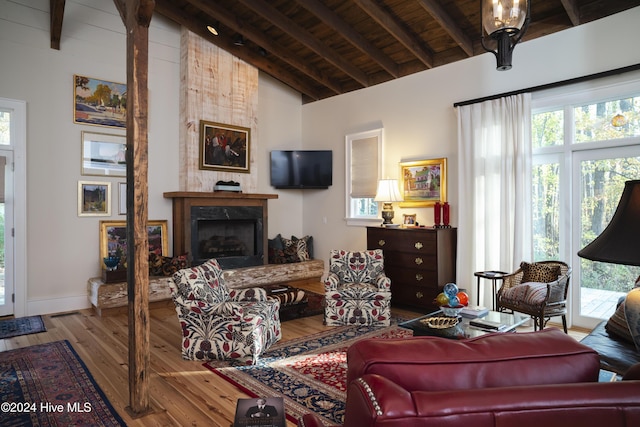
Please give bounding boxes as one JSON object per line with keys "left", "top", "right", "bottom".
{"left": 578, "top": 180, "right": 640, "bottom": 266}
{"left": 374, "top": 179, "right": 403, "bottom": 202}
{"left": 482, "top": 0, "right": 528, "bottom": 35}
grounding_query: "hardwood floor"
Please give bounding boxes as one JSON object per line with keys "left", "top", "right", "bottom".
{"left": 0, "top": 281, "right": 589, "bottom": 427}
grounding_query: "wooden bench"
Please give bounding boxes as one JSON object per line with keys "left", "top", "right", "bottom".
{"left": 87, "top": 259, "right": 325, "bottom": 317}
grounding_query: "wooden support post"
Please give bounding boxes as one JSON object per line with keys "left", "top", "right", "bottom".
{"left": 116, "top": 0, "right": 155, "bottom": 416}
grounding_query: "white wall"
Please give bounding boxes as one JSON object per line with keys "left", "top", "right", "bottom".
{"left": 300, "top": 7, "right": 640, "bottom": 291}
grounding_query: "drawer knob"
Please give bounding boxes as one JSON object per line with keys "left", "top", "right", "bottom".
{"left": 416, "top": 273, "right": 423, "bottom": 281}
{"left": 378, "top": 239, "right": 386, "bottom": 246}
{"left": 415, "top": 257, "right": 423, "bottom": 265}
{"left": 415, "top": 242, "right": 423, "bottom": 250}
{"left": 416, "top": 291, "right": 424, "bottom": 299}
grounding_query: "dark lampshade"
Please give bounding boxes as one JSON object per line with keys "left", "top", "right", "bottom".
{"left": 577, "top": 180, "right": 640, "bottom": 266}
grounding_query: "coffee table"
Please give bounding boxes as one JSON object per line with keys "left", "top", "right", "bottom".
{"left": 399, "top": 310, "right": 530, "bottom": 340}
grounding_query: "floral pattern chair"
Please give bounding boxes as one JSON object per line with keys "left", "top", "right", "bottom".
{"left": 169, "top": 258, "right": 281, "bottom": 365}
{"left": 324, "top": 249, "right": 392, "bottom": 326}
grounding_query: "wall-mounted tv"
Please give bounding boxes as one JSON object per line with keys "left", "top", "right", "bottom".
{"left": 270, "top": 150, "right": 333, "bottom": 189}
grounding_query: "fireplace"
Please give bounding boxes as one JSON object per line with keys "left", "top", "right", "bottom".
{"left": 164, "top": 192, "right": 278, "bottom": 269}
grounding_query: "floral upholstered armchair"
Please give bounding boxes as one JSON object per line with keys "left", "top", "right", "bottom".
{"left": 324, "top": 249, "right": 391, "bottom": 326}
{"left": 169, "top": 258, "right": 281, "bottom": 365}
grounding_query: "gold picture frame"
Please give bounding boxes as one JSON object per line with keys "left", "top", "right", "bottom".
{"left": 199, "top": 120, "right": 250, "bottom": 173}
{"left": 99, "top": 220, "right": 169, "bottom": 266}
{"left": 399, "top": 158, "right": 447, "bottom": 207}
{"left": 78, "top": 181, "right": 111, "bottom": 216}
{"left": 403, "top": 213, "right": 417, "bottom": 225}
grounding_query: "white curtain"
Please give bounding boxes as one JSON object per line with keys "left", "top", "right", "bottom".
{"left": 456, "top": 93, "right": 532, "bottom": 306}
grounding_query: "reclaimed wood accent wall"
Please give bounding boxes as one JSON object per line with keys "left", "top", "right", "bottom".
{"left": 179, "top": 28, "right": 259, "bottom": 193}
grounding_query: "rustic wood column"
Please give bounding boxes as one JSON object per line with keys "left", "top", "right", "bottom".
{"left": 115, "top": 0, "right": 155, "bottom": 415}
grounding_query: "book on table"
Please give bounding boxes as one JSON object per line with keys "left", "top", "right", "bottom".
{"left": 233, "top": 397, "right": 285, "bottom": 427}
{"left": 469, "top": 318, "right": 508, "bottom": 331}
{"left": 460, "top": 305, "right": 490, "bottom": 317}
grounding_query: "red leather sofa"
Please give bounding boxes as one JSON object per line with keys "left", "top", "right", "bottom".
{"left": 298, "top": 329, "right": 640, "bottom": 427}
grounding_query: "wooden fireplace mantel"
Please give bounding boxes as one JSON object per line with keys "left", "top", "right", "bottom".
{"left": 163, "top": 191, "right": 278, "bottom": 266}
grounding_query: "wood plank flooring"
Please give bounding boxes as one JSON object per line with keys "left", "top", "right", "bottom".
{"left": 0, "top": 282, "right": 589, "bottom": 426}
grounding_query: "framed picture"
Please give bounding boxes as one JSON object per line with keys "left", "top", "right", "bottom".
{"left": 399, "top": 158, "right": 447, "bottom": 207}
{"left": 99, "top": 220, "right": 169, "bottom": 266}
{"left": 118, "top": 182, "right": 126, "bottom": 215}
{"left": 81, "top": 131, "right": 126, "bottom": 177}
{"left": 199, "top": 120, "right": 250, "bottom": 173}
{"left": 403, "top": 213, "right": 417, "bottom": 225}
{"left": 78, "top": 181, "right": 111, "bottom": 216}
{"left": 74, "top": 75, "right": 127, "bottom": 129}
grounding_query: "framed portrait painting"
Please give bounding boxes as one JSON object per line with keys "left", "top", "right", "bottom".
{"left": 78, "top": 181, "right": 111, "bottom": 216}
{"left": 99, "top": 220, "right": 169, "bottom": 266}
{"left": 199, "top": 120, "right": 250, "bottom": 173}
{"left": 74, "top": 74, "right": 127, "bottom": 129}
{"left": 399, "top": 158, "right": 447, "bottom": 207}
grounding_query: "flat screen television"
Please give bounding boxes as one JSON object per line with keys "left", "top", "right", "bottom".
{"left": 270, "top": 150, "right": 333, "bottom": 189}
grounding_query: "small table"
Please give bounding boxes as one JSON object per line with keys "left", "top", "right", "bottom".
{"left": 474, "top": 271, "right": 508, "bottom": 309}
{"left": 399, "top": 310, "right": 530, "bottom": 340}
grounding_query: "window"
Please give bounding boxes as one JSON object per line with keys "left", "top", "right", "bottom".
{"left": 345, "top": 128, "right": 382, "bottom": 226}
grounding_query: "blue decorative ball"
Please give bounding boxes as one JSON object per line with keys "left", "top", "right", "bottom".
{"left": 444, "top": 282, "right": 459, "bottom": 298}
{"left": 448, "top": 295, "right": 460, "bottom": 307}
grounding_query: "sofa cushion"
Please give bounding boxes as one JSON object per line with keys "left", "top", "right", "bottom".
{"left": 149, "top": 252, "right": 189, "bottom": 276}
{"left": 500, "top": 282, "right": 549, "bottom": 307}
{"left": 605, "top": 301, "right": 634, "bottom": 344}
{"left": 171, "top": 258, "right": 229, "bottom": 303}
{"left": 580, "top": 320, "right": 640, "bottom": 375}
{"left": 520, "top": 261, "right": 560, "bottom": 283}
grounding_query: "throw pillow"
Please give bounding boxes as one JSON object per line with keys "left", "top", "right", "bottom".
{"left": 281, "top": 237, "right": 303, "bottom": 263}
{"left": 605, "top": 301, "right": 635, "bottom": 344}
{"left": 268, "top": 234, "right": 286, "bottom": 264}
{"left": 520, "top": 261, "right": 561, "bottom": 283}
{"left": 292, "top": 235, "right": 314, "bottom": 259}
{"left": 149, "top": 253, "right": 189, "bottom": 276}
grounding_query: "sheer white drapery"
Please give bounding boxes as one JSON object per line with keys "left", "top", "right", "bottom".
{"left": 456, "top": 93, "right": 532, "bottom": 306}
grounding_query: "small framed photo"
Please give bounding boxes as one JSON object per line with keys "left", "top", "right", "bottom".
{"left": 118, "top": 182, "right": 126, "bottom": 215}
{"left": 399, "top": 158, "right": 447, "bottom": 207}
{"left": 99, "top": 220, "right": 169, "bottom": 265}
{"left": 199, "top": 120, "right": 250, "bottom": 173}
{"left": 78, "top": 181, "right": 111, "bottom": 216}
{"left": 403, "top": 213, "right": 417, "bottom": 225}
{"left": 81, "top": 131, "right": 126, "bottom": 177}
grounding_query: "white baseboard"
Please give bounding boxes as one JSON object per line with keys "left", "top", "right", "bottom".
{"left": 27, "top": 295, "right": 91, "bottom": 316}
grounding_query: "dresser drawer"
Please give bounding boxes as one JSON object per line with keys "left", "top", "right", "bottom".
{"left": 367, "top": 228, "right": 437, "bottom": 254}
{"left": 392, "top": 284, "right": 440, "bottom": 311}
{"left": 384, "top": 252, "right": 437, "bottom": 270}
{"left": 385, "top": 266, "right": 438, "bottom": 287}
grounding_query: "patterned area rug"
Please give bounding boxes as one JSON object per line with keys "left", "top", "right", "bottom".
{"left": 204, "top": 319, "right": 412, "bottom": 425}
{"left": 0, "top": 340, "right": 126, "bottom": 426}
{"left": 0, "top": 316, "right": 46, "bottom": 339}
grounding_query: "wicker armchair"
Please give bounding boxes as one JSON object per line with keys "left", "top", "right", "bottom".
{"left": 496, "top": 261, "right": 572, "bottom": 333}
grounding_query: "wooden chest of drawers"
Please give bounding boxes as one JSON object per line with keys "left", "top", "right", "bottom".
{"left": 367, "top": 226, "right": 457, "bottom": 311}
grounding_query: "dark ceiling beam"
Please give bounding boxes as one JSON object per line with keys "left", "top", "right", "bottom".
{"left": 416, "top": 0, "right": 474, "bottom": 57}
{"left": 236, "top": 0, "right": 369, "bottom": 88}
{"left": 560, "top": 0, "right": 581, "bottom": 25}
{"left": 181, "top": 0, "right": 342, "bottom": 95}
{"left": 154, "top": 0, "right": 322, "bottom": 101}
{"left": 294, "top": 0, "right": 399, "bottom": 78}
{"left": 50, "top": 0, "right": 65, "bottom": 50}
{"left": 351, "top": 0, "right": 433, "bottom": 68}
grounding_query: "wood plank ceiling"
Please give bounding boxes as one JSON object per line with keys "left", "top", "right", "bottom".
{"left": 50, "top": 0, "right": 640, "bottom": 103}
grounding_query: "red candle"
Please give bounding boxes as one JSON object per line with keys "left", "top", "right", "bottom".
{"left": 434, "top": 202, "right": 441, "bottom": 226}
{"left": 443, "top": 202, "right": 450, "bottom": 226}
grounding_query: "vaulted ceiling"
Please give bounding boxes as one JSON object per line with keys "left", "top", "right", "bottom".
{"left": 50, "top": 1, "right": 640, "bottom": 103}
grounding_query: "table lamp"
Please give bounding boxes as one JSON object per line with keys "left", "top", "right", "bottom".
{"left": 577, "top": 179, "right": 640, "bottom": 351}
{"left": 374, "top": 179, "right": 403, "bottom": 226}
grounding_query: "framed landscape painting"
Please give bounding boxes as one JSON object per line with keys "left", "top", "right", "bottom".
{"left": 99, "top": 220, "right": 168, "bottom": 266}
{"left": 74, "top": 74, "right": 127, "bottom": 129}
{"left": 399, "top": 158, "right": 447, "bottom": 207}
{"left": 78, "top": 181, "right": 111, "bottom": 216}
{"left": 199, "top": 120, "right": 250, "bottom": 173}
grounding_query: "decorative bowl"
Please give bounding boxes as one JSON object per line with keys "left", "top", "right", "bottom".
{"left": 103, "top": 256, "right": 121, "bottom": 271}
{"left": 440, "top": 304, "right": 464, "bottom": 317}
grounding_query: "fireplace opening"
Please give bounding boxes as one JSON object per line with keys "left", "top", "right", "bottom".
{"left": 190, "top": 205, "right": 264, "bottom": 268}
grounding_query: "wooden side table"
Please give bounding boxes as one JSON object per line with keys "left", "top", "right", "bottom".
{"left": 474, "top": 271, "right": 508, "bottom": 310}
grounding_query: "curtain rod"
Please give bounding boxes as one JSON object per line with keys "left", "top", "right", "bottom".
{"left": 453, "top": 63, "right": 640, "bottom": 107}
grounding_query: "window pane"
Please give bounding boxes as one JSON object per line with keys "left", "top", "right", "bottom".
{"left": 532, "top": 110, "right": 563, "bottom": 148}
{"left": 353, "top": 198, "right": 378, "bottom": 217}
{"left": 574, "top": 96, "right": 640, "bottom": 143}
{"left": 532, "top": 162, "right": 560, "bottom": 260}
{"left": 0, "top": 110, "right": 10, "bottom": 146}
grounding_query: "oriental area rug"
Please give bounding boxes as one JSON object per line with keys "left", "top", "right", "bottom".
{"left": 0, "top": 315, "right": 46, "bottom": 339}
{"left": 0, "top": 340, "right": 126, "bottom": 426}
{"left": 204, "top": 319, "right": 413, "bottom": 425}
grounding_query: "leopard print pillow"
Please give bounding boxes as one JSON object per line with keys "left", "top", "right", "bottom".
{"left": 520, "top": 261, "right": 561, "bottom": 283}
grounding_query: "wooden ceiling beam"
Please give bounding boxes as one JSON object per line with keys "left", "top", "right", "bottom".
{"left": 236, "top": 0, "right": 369, "bottom": 87}
{"left": 560, "top": 0, "right": 581, "bottom": 25}
{"left": 180, "top": 0, "right": 342, "bottom": 95}
{"left": 50, "top": 0, "right": 65, "bottom": 50}
{"left": 154, "top": 0, "right": 323, "bottom": 101}
{"left": 351, "top": 0, "right": 433, "bottom": 69}
{"left": 416, "top": 0, "right": 474, "bottom": 57}
{"left": 294, "top": 0, "right": 399, "bottom": 78}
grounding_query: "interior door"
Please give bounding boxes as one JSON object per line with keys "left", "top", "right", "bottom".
{"left": 0, "top": 151, "right": 13, "bottom": 316}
